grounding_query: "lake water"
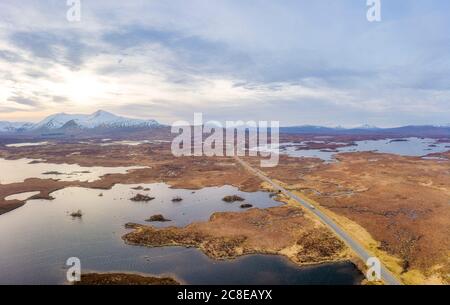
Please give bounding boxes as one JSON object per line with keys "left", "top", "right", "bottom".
{"left": 0, "top": 158, "right": 146, "bottom": 184}
{"left": 100, "top": 140, "right": 171, "bottom": 146}
{"left": 0, "top": 183, "right": 363, "bottom": 285}
{"left": 100, "top": 140, "right": 151, "bottom": 146}
{"left": 5, "top": 191, "right": 40, "bottom": 201}
{"left": 277, "top": 138, "right": 450, "bottom": 161}
{"left": 5, "top": 141, "right": 51, "bottom": 148}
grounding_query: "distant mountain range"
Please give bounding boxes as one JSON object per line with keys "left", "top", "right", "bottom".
{"left": 0, "top": 110, "right": 449, "bottom": 138}
{"left": 280, "top": 124, "right": 450, "bottom": 137}
{"left": 0, "top": 110, "right": 161, "bottom": 133}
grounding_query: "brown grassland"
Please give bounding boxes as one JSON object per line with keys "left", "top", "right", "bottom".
{"left": 0, "top": 138, "right": 449, "bottom": 284}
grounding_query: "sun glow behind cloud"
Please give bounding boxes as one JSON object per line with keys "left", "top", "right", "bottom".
{"left": 0, "top": 1, "right": 449, "bottom": 126}
{"left": 54, "top": 71, "right": 111, "bottom": 106}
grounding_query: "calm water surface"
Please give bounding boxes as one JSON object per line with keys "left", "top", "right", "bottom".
{"left": 278, "top": 137, "right": 450, "bottom": 161}
{"left": 0, "top": 158, "right": 146, "bottom": 184}
{"left": 0, "top": 183, "right": 363, "bottom": 285}
{"left": 5, "top": 141, "right": 50, "bottom": 148}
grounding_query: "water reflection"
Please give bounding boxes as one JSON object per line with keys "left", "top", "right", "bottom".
{"left": 276, "top": 138, "right": 449, "bottom": 161}
{"left": 0, "top": 158, "right": 146, "bottom": 184}
{"left": 0, "top": 183, "right": 363, "bottom": 285}
{"left": 5, "top": 191, "right": 40, "bottom": 201}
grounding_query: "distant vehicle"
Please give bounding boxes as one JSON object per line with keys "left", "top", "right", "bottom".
{"left": 309, "top": 204, "right": 315, "bottom": 209}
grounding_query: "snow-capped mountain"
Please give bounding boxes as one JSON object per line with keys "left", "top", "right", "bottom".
{"left": 0, "top": 110, "right": 160, "bottom": 133}
{"left": 34, "top": 110, "right": 160, "bottom": 130}
{"left": 0, "top": 121, "right": 34, "bottom": 133}
{"left": 433, "top": 123, "right": 450, "bottom": 128}
{"left": 281, "top": 124, "right": 450, "bottom": 136}
{"left": 355, "top": 124, "right": 380, "bottom": 130}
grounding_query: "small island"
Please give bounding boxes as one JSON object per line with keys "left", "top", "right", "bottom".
{"left": 75, "top": 273, "right": 179, "bottom": 285}
{"left": 389, "top": 139, "right": 408, "bottom": 143}
{"left": 146, "top": 214, "right": 171, "bottom": 222}
{"left": 70, "top": 210, "right": 83, "bottom": 218}
{"left": 222, "top": 195, "right": 245, "bottom": 202}
{"left": 42, "top": 171, "right": 64, "bottom": 175}
{"left": 130, "top": 194, "right": 155, "bottom": 202}
{"left": 240, "top": 203, "right": 253, "bottom": 209}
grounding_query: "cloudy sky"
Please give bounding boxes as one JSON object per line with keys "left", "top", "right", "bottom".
{"left": 0, "top": 1, "right": 449, "bottom": 127}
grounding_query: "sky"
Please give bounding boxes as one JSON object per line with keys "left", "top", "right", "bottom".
{"left": 0, "top": 0, "right": 449, "bottom": 127}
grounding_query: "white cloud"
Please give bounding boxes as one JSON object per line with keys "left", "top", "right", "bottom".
{"left": 0, "top": 1, "right": 449, "bottom": 126}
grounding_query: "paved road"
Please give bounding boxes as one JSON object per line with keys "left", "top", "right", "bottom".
{"left": 234, "top": 155, "right": 402, "bottom": 285}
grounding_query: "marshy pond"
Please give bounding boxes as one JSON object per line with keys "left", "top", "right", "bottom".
{"left": 267, "top": 137, "right": 450, "bottom": 161}
{"left": 0, "top": 183, "right": 363, "bottom": 285}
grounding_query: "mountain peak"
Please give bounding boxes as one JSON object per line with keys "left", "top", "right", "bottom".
{"left": 29, "top": 110, "right": 161, "bottom": 131}
{"left": 433, "top": 123, "right": 450, "bottom": 128}
{"left": 91, "top": 109, "right": 114, "bottom": 117}
{"left": 357, "top": 124, "right": 379, "bottom": 130}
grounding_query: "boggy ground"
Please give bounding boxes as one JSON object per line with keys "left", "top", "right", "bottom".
{"left": 75, "top": 273, "right": 179, "bottom": 285}
{"left": 1, "top": 138, "right": 449, "bottom": 284}
{"left": 0, "top": 140, "right": 358, "bottom": 283}
{"left": 123, "top": 205, "right": 350, "bottom": 265}
{"left": 249, "top": 151, "right": 450, "bottom": 284}
{"left": 0, "top": 142, "right": 260, "bottom": 215}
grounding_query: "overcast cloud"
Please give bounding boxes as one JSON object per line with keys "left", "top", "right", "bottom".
{"left": 0, "top": 0, "right": 449, "bottom": 126}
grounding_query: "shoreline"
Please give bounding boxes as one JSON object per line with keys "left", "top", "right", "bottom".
{"left": 121, "top": 205, "right": 354, "bottom": 273}
{"left": 74, "top": 272, "right": 180, "bottom": 285}
{"left": 1, "top": 141, "right": 448, "bottom": 284}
